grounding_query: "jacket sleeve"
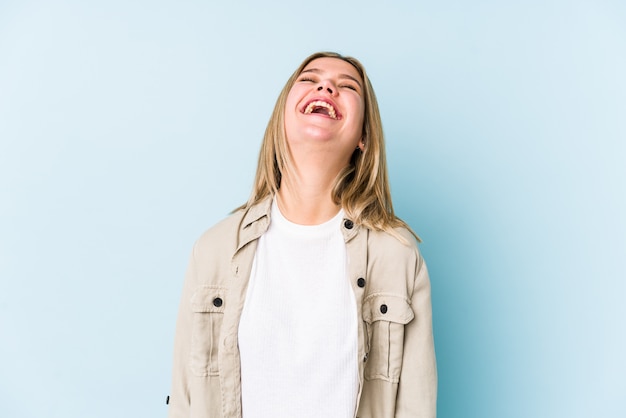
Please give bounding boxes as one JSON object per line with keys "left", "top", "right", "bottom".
{"left": 396, "top": 251, "right": 437, "bottom": 417}
{"left": 167, "top": 244, "right": 198, "bottom": 418}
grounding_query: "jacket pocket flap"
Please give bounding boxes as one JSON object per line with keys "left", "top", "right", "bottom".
{"left": 191, "top": 286, "right": 226, "bottom": 313}
{"left": 362, "top": 294, "right": 414, "bottom": 324}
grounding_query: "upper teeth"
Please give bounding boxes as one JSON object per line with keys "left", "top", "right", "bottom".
{"left": 304, "top": 101, "right": 337, "bottom": 119}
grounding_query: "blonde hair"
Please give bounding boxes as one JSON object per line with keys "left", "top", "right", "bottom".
{"left": 242, "top": 51, "right": 418, "bottom": 242}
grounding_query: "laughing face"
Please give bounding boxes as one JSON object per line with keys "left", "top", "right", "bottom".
{"left": 284, "top": 57, "right": 365, "bottom": 161}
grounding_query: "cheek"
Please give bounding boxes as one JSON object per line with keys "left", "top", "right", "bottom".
{"left": 353, "top": 100, "right": 365, "bottom": 131}
{"left": 283, "top": 103, "right": 300, "bottom": 142}
{"left": 284, "top": 98, "right": 295, "bottom": 116}
{"left": 285, "top": 85, "right": 306, "bottom": 109}
{"left": 284, "top": 92, "right": 304, "bottom": 127}
{"left": 283, "top": 91, "right": 299, "bottom": 125}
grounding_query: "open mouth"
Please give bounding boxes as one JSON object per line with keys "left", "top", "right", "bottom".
{"left": 302, "top": 100, "right": 340, "bottom": 120}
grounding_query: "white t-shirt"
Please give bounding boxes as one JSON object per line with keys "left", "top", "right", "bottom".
{"left": 238, "top": 200, "right": 359, "bottom": 418}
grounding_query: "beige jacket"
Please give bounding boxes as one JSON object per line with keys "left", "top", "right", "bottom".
{"left": 168, "top": 197, "right": 437, "bottom": 418}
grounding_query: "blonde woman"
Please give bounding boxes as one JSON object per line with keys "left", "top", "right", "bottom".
{"left": 168, "top": 52, "right": 437, "bottom": 418}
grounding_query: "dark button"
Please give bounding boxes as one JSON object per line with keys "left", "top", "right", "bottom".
{"left": 166, "top": 395, "right": 170, "bottom": 405}
{"left": 357, "top": 277, "right": 366, "bottom": 288}
{"left": 213, "top": 297, "right": 223, "bottom": 307}
{"left": 344, "top": 219, "right": 354, "bottom": 229}
{"left": 380, "top": 304, "right": 388, "bottom": 314}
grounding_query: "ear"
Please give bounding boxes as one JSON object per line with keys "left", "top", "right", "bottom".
{"left": 358, "top": 138, "right": 365, "bottom": 152}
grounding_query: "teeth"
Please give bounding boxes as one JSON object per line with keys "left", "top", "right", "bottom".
{"left": 304, "top": 100, "right": 337, "bottom": 119}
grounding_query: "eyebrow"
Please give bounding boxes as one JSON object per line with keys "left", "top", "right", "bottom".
{"left": 301, "top": 68, "right": 363, "bottom": 89}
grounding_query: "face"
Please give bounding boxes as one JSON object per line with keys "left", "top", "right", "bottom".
{"left": 284, "top": 57, "right": 365, "bottom": 160}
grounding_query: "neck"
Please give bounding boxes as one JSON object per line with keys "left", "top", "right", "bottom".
{"left": 277, "top": 159, "right": 344, "bottom": 225}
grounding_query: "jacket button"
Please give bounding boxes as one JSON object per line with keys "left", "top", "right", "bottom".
{"left": 380, "top": 304, "right": 388, "bottom": 314}
{"left": 344, "top": 219, "right": 354, "bottom": 229}
{"left": 357, "top": 277, "right": 365, "bottom": 288}
{"left": 213, "top": 297, "right": 223, "bottom": 307}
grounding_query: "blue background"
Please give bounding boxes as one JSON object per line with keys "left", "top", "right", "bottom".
{"left": 1, "top": 1, "right": 624, "bottom": 417}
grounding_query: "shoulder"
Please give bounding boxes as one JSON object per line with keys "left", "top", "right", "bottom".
{"left": 195, "top": 209, "right": 245, "bottom": 249}
{"left": 363, "top": 225, "right": 427, "bottom": 299}
{"left": 367, "top": 226, "right": 423, "bottom": 265}
{"left": 192, "top": 196, "right": 272, "bottom": 259}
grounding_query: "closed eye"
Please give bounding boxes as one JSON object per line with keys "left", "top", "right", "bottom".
{"left": 298, "top": 76, "right": 316, "bottom": 83}
{"left": 340, "top": 84, "right": 358, "bottom": 91}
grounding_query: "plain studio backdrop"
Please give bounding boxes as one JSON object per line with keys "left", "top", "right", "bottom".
{"left": 1, "top": 1, "right": 624, "bottom": 417}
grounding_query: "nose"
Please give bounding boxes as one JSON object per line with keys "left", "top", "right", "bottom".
{"left": 316, "top": 80, "right": 335, "bottom": 95}
{"left": 317, "top": 85, "right": 333, "bottom": 94}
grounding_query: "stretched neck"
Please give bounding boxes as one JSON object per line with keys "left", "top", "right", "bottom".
{"left": 277, "top": 153, "right": 346, "bottom": 225}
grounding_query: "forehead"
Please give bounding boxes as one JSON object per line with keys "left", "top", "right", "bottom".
{"left": 301, "top": 57, "right": 362, "bottom": 81}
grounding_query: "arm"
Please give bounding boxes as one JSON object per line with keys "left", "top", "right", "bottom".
{"left": 167, "top": 244, "right": 197, "bottom": 418}
{"left": 396, "top": 252, "right": 438, "bottom": 417}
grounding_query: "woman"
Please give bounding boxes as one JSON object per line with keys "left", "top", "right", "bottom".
{"left": 167, "top": 52, "right": 437, "bottom": 418}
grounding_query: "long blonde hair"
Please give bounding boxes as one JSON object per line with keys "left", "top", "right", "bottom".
{"left": 242, "top": 51, "right": 418, "bottom": 242}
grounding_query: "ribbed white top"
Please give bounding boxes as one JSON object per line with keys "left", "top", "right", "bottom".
{"left": 238, "top": 199, "right": 358, "bottom": 418}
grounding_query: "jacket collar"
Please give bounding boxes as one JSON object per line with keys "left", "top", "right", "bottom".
{"left": 236, "top": 195, "right": 272, "bottom": 252}
{"left": 236, "top": 194, "right": 361, "bottom": 251}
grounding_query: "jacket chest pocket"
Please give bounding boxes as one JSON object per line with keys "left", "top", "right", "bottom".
{"left": 190, "top": 286, "right": 226, "bottom": 377}
{"left": 362, "top": 294, "right": 414, "bottom": 383}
